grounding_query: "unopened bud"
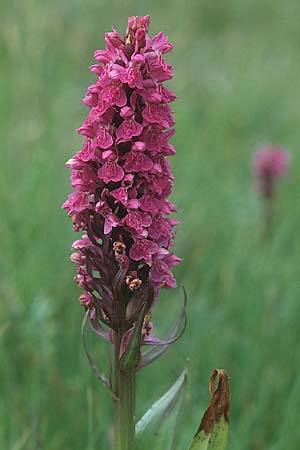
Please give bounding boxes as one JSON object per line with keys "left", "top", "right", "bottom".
{"left": 70, "top": 252, "right": 85, "bottom": 265}
{"left": 79, "top": 292, "right": 94, "bottom": 308}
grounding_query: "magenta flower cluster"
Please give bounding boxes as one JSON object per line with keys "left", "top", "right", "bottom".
{"left": 62, "top": 16, "right": 181, "bottom": 335}
{"left": 252, "top": 144, "right": 289, "bottom": 198}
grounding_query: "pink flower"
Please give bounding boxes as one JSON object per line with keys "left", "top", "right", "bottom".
{"left": 77, "top": 121, "right": 95, "bottom": 139}
{"left": 148, "top": 54, "right": 173, "bottom": 83}
{"left": 148, "top": 215, "right": 177, "bottom": 240}
{"left": 62, "top": 192, "right": 93, "bottom": 216}
{"left": 139, "top": 193, "right": 162, "bottom": 214}
{"left": 122, "top": 55, "right": 145, "bottom": 89}
{"left": 97, "top": 162, "right": 124, "bottom": 183}
{"left": 95, "top": 201, "right": 121, "bottom": 234}
{"left": 129, "top": 239, "right": 158, "bottom": 262}
{"left": 82, "top": 86, "right": 99, "bottom": 107}
{"left": 150, "top": 250, "right": 181, "bottom": 288}
{"left": 79, "top": 292, "right": 94, "bottom": 308}
{"left": 93, "top": 126, "right": 113, "bottom": 149}
{"left": 123, "top": 210, "right": 152, "bottom": 234}
{"left": 252, "top": 144, "right": 289, "bottom": 197}
{"left": 150, "top": 259, "right": 171, "bottom": 283}
{"left": 142, "top": 103, "right": 175, "bottom": 128}
{"left": 123, "top": 150, "right": 153, "bottom": 172}
{"left": 126, "top": 15, "right": 150, "bottom": 34}
{"left": 253, "top": 145, "right": 289, "bottom": 177}
{"left": 151, "top": 32, "right": 173, "bottom": 54}
{"left": 99, "top": 81, "right": 127, "bottom": 107}
{"left": 116, "top": 119, "right": 143, "bottom": 142}
{"left": 140, "top": 125, "right": 161, "bottom": 150}
{"left": 71, "top": 164, "right": 99, "bottom": 192}
{"left": 76, "top": 140, "right": 96, "bottom": 162}
{"left": 103, "top": 212, "right": 120, "bottom": 234}
{"left": 63, "top": 16, "right": 181, "bottom": 338}
{"left": 111, "top": 186, "right": 140, "bottom": 209}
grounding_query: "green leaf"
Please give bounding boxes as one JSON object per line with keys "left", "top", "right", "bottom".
{"left": 136, "top": 368, "right": 188, "bottom": 450}
{"left": 188, "top": 369, "right": 231, "bottom": 450}
{"left": 139, "top": 286, "right": 187, "bottom": 370}
{"left": 119, "top": 303, "right": 147, "bottom": 372}
{"left": 81, "top": 311, "right": 112, "bottom": 393}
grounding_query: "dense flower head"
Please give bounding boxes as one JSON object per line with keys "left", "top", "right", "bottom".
{"left": 63, "top": 16, "right": 181, "bottom": 336}
{"left": 252, "top": 144, "right": 289, "bottom": 197}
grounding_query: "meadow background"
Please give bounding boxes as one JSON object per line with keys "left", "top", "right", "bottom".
{"left": 1, "top": 0, "right": 300, "bottom": 449}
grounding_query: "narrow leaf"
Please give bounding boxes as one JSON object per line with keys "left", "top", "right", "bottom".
{"left": 188, "top": 369, "right": 231, "bottom": 450}
{"left": 89, "top": 313, "right": 111, "bottom": 341}
{"left": 119, "top": 303, "right": 147, "bottom": 372}
{"left": 82, "top": 311, "right": 112, "bottom": 393}
{"left": 139, "top": 286, "right": 187, "bottom": 369}
{"left": 136, "top": 368, "right": 188, "bottom": 450}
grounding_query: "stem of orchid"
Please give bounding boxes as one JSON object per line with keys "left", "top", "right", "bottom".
{"left": 119, "top": 369, "right": 136, "bottom": 450}
{"left": 114, "top": 331, "right": 121, "bottom": 450}
{"left": 114, "top": 332, "right": 136, "bottom": 450}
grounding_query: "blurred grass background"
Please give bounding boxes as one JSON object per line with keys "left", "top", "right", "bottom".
{"left": 1, "top": 0, "right": 300, "bottom": 448}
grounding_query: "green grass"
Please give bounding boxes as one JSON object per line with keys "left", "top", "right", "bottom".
{"left": 1, "top": 0, "right": 300, "bottom": 448}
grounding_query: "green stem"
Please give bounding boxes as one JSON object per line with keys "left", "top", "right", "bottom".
{"left": 114, "top": 332, "right": 136, "bottom": 450}
{"left": 114, "top": 331, "right": 121, "bottom": 450}
{"left": 119, "top": 369, "right": 136, "bottom": 450}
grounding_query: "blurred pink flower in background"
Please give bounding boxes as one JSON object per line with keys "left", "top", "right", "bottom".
{"left": 252, "top": 144, "right": 290, "bottom": 198}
